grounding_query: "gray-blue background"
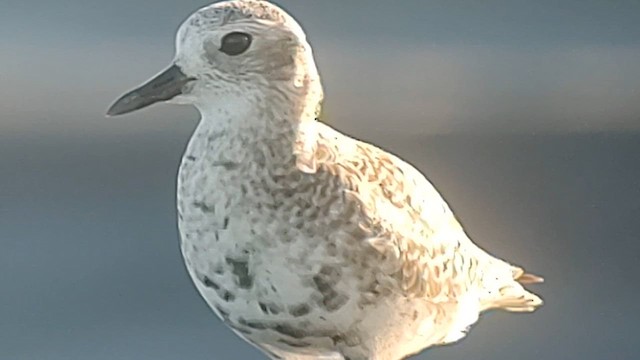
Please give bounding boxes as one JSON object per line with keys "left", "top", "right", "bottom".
{"left": 1, "top": 1, "right": 639, "bottom": 359}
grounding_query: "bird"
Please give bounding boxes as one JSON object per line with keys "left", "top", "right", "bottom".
{"left": 107, "top": 1, "right": 544, "bottom": 359}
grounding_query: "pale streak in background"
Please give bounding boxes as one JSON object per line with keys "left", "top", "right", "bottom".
{"left": 2, "top": 41, "right": 640, "bottom": 137}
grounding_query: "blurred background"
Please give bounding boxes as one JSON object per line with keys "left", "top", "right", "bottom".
{"left": 1, "top": 0, "right": 639, "bottom": 359}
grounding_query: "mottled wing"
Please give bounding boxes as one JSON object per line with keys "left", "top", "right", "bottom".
{"left": 295, "top": 123, "right": 484, "bottom": 300}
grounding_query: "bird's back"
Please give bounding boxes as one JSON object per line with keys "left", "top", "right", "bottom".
{"left": 298, "top": 121, "right": 545, "bottom": 356}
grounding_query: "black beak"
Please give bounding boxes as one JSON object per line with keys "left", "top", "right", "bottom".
{"left": 106, "top": 64, "right": 194, "bottom": 116}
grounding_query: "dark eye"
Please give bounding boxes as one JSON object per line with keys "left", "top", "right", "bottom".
{"left": 220, "top": 32, "right": 252, "bottom": 56}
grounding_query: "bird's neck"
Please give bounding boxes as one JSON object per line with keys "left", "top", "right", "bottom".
{"left": 191, "top": 83, "right": 322, "bottom": 166}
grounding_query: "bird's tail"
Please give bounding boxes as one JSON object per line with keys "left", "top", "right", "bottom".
{"left": 481, "top": 266, "right": 544, "bottom": 313}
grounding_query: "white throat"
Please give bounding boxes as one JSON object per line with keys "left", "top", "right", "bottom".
{"left": 194, "top": 72, "right": 323, "bottom": 137}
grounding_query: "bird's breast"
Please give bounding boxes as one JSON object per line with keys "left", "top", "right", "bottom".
{"left": 175, "top": 139, "right": 397, "bottom": 338}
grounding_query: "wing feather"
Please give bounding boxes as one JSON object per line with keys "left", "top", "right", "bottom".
{"left": 295, "top": 123, "right": 489, "bottom": 300}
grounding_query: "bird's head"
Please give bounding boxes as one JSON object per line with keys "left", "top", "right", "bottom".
{"left": 107, "top": 0, "right": 322, "bottom": 119}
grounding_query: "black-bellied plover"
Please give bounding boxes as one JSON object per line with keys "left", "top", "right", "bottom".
{"left": 107, "top": 1, "right": 543, "bottom": 359}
